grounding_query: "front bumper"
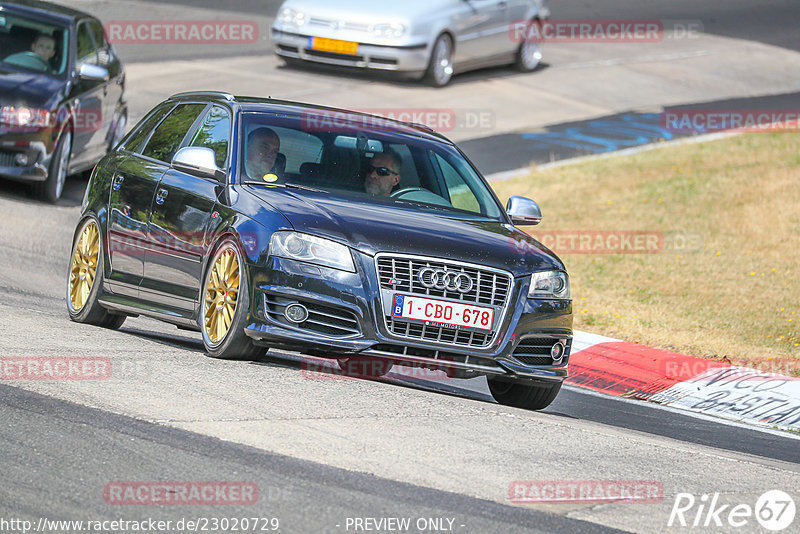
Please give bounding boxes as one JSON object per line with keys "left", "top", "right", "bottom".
{"left": 0, "top": 130, "right": 55, "bottom": 183}
{"left": 271, "top": 29, "right": 429, "bottom": 74}
{"left": 244, "top": 252, "right": 572, "bottom": 383}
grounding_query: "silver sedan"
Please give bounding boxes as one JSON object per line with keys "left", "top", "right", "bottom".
{"left": 271, "top": 0, "right": 549, "bottom": 86}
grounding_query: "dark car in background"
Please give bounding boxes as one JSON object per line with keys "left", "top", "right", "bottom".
{"left": 0, "top": 0, "right": 126, "bottom": 202}
{"left": 67, "top": 91, "right": 572, "bottom": 410}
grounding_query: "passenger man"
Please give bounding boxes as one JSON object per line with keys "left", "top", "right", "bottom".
{"left": 364, "top": 150, "right": 402, "bottom": 196}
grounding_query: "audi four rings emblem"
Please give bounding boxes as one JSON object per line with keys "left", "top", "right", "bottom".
{"left": 418, "top": 268, "right": 474, "bottom": 293}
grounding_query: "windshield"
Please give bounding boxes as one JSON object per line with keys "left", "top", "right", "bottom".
{"left": 0, "top": 13, "right": 69, "bottom": 76}
{"left": 240, "top": 111, "right": 505, "bottom": 220}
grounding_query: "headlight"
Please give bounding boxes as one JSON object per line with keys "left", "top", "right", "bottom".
{"left": 528, "top": 270, "right": 570, "bottom": 299}
{"left": 269, "top": 232, "right": 355, "bottom": 272}
{"left": 371, "top": 23, "right": 405, "bottom": 38}
{"left": 0, "top": 106, "right": 52, "bottom": 128}
{"left": 279, "top": 7, "right": 306, "bottom": 27}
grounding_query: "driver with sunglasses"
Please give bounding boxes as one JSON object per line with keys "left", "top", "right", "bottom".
{"left": 364, "top": 150, "right": 402, "bottom": 196}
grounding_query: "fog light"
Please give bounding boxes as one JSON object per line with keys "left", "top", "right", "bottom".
{"left": 550, "top": 341, "right": 565, "bottom": 361}
{"left": 284, "top": 303, "right": 309, "bottom": 323}
{"left": 14, "top": 153, "right": 28, "bottom": 166}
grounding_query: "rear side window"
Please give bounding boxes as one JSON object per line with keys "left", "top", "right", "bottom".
{"left": 141, "top": 103, "right": 206, "bottom": 163}
{"left": 190, "top": 105, "right": 231, "bottom": 169}
{"left": 122, "top": 104, "right": 173, "bottom": 154}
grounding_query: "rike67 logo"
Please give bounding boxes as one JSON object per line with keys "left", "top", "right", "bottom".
{"left": 668, "top": 490, "right": 796, "bottom": 531}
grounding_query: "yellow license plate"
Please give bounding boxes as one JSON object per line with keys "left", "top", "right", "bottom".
{"left": 310, "top": 37, "right": 359, "bottom": 55}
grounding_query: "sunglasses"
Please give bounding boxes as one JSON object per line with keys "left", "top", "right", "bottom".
{"left": 368, "top": 165, "right": 399, "bottom": 177}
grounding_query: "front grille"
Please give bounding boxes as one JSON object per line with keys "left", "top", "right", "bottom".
{"left": 305, "top": 49, "right": 363, "bottom": 61}
{"left": 263, "top": 294, "right": 360, "bottom": 337}
{"left": 376, "top": 254, "right": 513, "bottom": 349}
{"left": 512, "top": 337, "right": 572, "bottom": 366}
{"left": 308, "top": 18, "right": 370, "bottom": 32}
{"left": 371, "top": 344, "right": 500, "bottom": 369}
{"left": 0, "top": 150, "right": 16, "bottom": 167}
{"left": 376, "top": 256, "right": 511, "bottom": 307}
{"left": 278, "top": 44, "right": 298, "bottom": 53}
{"left": 385, "top": 315, "right": 490, "bottom": 347}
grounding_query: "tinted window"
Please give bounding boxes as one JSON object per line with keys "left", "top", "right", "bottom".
{"left": 76, "top": 22, "right": 95, "bottom": 63}
{"left": 435, "top": 153, "right": 480, "bottom": 213}
{"left": 87, "top": 20, "right": 111, "bottom": 66}
{"left": 122, "top": 104, "right": 174, "bottom": 154}
{"left": 141, "top": 104, "right": 205, "bottom": 163}
{"left": 190, "top": 106, "right": 231, "bottom": 168}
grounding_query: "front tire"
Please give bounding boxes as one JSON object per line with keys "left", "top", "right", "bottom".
{"left": 200, "top": 238, "right": 263, "bottom": 360}
{"left": 35, "top": 130, "right": 71, "bottom": 203}
{"left": 515, "top": 19, "right": 543, "bottom": 72}
{"left": 66, "top": 218, "right": 125, "bottom": 329}
{"left": 488, "top": 377, "right": 561, "bottom": 410}
{"left": 424, "top": 34, "right": 454, "bottom": 87}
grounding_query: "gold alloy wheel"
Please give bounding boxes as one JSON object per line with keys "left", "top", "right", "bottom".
{"left": 69, "top": 221, "right": 100, "bottom": 311}
{"left": 203, "top": 247, "right": 240, "bottom": 344}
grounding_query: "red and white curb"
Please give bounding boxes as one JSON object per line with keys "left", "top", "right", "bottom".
{"left": 568, "top": 331, "right": 800, "bottom": 432}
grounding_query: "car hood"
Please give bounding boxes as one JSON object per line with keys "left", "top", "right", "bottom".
{"left": 249, "top": 187, "right": 564, "bottom": 277}
{"left": 277, "top": 0, "right": 449, "bottom": 22}
{"left": 0, "top": 67, "right": 62, "bottom": 108}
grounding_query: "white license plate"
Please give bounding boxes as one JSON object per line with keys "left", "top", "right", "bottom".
{"left": 391, "top": 294, "right": 495, "bottom": 331}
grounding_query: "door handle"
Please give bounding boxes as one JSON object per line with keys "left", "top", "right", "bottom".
{"left": 112, "top": 175, "right": 125, "bottom": 191}
{"left": 155, "top": 188, "right": 168, "bottom": 205}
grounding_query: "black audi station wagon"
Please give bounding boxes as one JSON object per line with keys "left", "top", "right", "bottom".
{"left": 68, "top": 92, "right": 572, "bottom": 410}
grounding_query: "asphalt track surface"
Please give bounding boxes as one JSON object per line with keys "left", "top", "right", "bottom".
{"left": 0, "top": 385, "right": 622, "bottom": 534}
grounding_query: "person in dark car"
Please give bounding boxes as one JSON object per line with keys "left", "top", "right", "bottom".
{"left": 245, "top": 127, "right": 282, "bottom": 180}
{"left": 364, "top": 150, "right": 402, "bottom": 196}
{"left": 3, "top": 32, "right": 56, "bottom": 72}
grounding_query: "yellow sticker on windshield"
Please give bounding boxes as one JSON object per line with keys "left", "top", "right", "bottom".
{"left": 262, "top": 174, "right": 278, "bottom": 183}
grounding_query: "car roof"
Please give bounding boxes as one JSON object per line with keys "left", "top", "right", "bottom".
{"left": 0, "top": 0, "right": 94, "bottom": 23}
{"left": 167, "top": 91, "right": 453, "bottom": 145}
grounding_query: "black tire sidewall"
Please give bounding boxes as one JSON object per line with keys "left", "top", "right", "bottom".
{"left": 41, "top": 130, "right": 71, "bottom": 202}
{"left": 424, "top": 34, "right": 454, "bottom": 87}
{"left": 516, "top": 19, "right": 543, "bottom": 72}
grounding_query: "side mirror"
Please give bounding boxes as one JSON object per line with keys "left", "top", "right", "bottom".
{"left": 78, "top": 63, "right": 109, "bottom": 82}
{"left": 506, "top": 195, "right": 542, "bottom": 225}
{"left": 172, "top": 147, "right": 226, "bottom": 181}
